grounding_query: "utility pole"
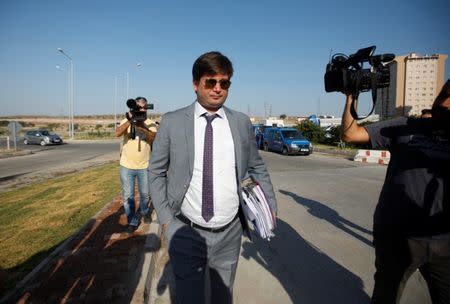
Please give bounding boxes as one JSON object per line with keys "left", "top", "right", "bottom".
{"left": 318, "top": 97, "right": 321, "bottom": 116}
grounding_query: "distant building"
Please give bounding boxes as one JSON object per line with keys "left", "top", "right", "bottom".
{"left": 255, "top": 117, "right": 285, "bottom": 127}
{"left": 376, "top": 52, "right": 447, "bottom": 119}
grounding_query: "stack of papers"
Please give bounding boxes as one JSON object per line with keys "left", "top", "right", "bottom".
{"left": 241, "top": 177, "right": 276, "bottom": 240}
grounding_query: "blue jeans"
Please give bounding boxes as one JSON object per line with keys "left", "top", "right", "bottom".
{"left": 120, "top": 166, "right": 150, "bottom": 227}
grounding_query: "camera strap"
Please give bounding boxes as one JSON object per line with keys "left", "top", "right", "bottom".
{"left": 350, "top": 73, "right": 378, "bottom": 120}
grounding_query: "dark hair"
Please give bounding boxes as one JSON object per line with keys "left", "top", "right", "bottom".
{"left": 432, "top": 79, "right": 450, "bottom": 111}
{"left": 135, "top": 96, "right": 147, "bottom": 103}
{"left": 192, "top": 51, "right": 233, "bottom": 82}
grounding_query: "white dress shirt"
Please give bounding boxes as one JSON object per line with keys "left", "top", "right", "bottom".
{"left": 181, "top": 102, "right": 239, "bottom": 227}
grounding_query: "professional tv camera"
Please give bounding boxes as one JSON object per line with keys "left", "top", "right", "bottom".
{"left": 126, "top": 98, "right": 154, "bottom": 140}
{"left": 324, "top": 46, "right": 395, "bottom": 119}
{"left": 126, "top": 98, "right": 154, "bottom": 123}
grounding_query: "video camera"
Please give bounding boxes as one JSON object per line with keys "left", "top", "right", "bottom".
{"left": 126, "top": 98, "right": 154, "bottom": 123}
{"left": 126, "top": 98, "right": 154, "bottom": 140}
{"left": 324, "top": 46, "right": 395, "bottom": 119}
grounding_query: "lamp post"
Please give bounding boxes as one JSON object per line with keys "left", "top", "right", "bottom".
{"left": 114, "top": 76, "right": 118, "bottom": 131}
{"left": 56, "top": 65, "right": 71, "bottom": 135}
{"left": 127, "top": 63, "right": 142, "bottom": 99}
{"left": 57, "top": 48, "right": 74, "bottom": 139}
{"left": 114, "top": 63, "right": 142, "bottom": 129}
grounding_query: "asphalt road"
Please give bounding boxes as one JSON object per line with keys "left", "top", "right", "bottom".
{"left": 234, "top": 151, "right": 431, "bottom": 304}
{"left": 0, "top": 140, "right": 121, "bottom": 191}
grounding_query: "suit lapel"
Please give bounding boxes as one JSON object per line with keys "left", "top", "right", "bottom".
{"left": 185, "top": 103, "right": 195, "bottom": 173}
{"left": 224, "top": 107, "right": 242, "bottom": 179}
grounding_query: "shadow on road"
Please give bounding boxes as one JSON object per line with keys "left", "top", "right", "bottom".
{"left": 279, "top": 189, "right": 373, "bottom": 247}
{"left": 241, "top": 218, "right": 371, "bottom": 303}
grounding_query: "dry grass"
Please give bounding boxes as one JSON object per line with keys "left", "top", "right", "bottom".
{"left": 0, "top": 162, "right": 121, "bottom": 294}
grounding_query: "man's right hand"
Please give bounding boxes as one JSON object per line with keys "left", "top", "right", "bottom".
{"left": 161, "top": 220, "right": 170, "bottom": 231}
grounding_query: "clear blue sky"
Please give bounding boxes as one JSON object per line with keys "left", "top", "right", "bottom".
{"left": 1, "top": 0, "right": 449, "bottom": 117}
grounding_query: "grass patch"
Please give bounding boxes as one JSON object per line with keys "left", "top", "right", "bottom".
{"left": 0, "top": 162, "right": 121, "bottom": 296}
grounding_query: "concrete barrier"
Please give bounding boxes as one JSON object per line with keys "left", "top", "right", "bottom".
{"left": 354, "top": 149, "right": 390, "bottom": 165}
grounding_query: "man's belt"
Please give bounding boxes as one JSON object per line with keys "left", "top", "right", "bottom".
{"left": 176, "top": 212, "right": 239, "bottom": 233}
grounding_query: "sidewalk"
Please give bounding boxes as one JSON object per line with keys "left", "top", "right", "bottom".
{"left": 2, "top": 195, "right": 161, "bottom": 304}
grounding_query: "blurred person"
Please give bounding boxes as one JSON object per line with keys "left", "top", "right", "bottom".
{"left": 340, "top": 79, "right": 450, "bottom": 303}
{"left": 148, "top": 51, "right": 277, "bottom": 304}
{"left": 116, "top": 96, "right": 157, "bottom": 233}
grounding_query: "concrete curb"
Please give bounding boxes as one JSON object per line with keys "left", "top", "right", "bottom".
{"left": 312, "top": 147, "right": 356, "bottom": 158}
{"left": 354, "top": 149, "right": 390, "bottom": 165}
{"left": 143, "top": 222, "right": 163, "bottom": 304}
{"left": 0, "top": 149, "right": 33, "bottom": 159}
{"left": 132, "top": 214, "right": 162, "bottom": 304}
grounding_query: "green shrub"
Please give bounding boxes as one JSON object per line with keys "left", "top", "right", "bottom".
{"left": 295, "top": 120, "right": 325, "bottom": 143}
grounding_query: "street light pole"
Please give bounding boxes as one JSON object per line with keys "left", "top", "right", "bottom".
{"left": 57, "top": 48, "right": 74, "bottom": 140}
{"left": 126, "top": 72, "right": 129, "bottom": 100}
{"left": 56, "top": 65, "right": 70, "bottom": 134}
{"left": 127, "top": 63, "right": 142, "bottom": 99}
{"left": 114, "top": 76, "right": 118, "bottom": 131}
{"left": 115, "top": 63, "right": 142, "bottom": 128}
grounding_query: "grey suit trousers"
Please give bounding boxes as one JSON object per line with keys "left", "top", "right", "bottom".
{"left": 165, "top": 216, "right": 243, "bottom": 304}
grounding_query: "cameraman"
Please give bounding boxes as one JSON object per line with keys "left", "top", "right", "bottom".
{"left": 341, "top": 80, "right": 450, "bottom": 303}
{"left": 116, "top": 97, "right": 157, "bottom": 233}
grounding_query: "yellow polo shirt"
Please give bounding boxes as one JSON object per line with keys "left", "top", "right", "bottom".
{"left": 119, "top": 118, "right": 157, "bottom": 169}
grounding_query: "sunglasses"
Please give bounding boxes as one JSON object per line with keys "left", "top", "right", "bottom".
{"left": 203, "top": 78, "right": 232, "bottom": 90}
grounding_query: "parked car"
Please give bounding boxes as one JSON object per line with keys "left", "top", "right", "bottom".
{"left": 24, "top": 130, "right": 63, "bottom": 146}
{"left": 263, "top": 127, "right": 312, "bottom": 155}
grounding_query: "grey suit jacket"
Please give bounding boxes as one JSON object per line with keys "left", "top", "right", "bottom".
{"left": 148, "top": 102, "right": 277, "bottom": 236}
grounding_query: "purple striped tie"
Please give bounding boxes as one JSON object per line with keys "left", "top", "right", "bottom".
{"left": 202, "top": 113, "right": 218, "bottom": 222}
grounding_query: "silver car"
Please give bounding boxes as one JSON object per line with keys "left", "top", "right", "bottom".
{"left": 24, "top": 130, "right": 63, "bottom": 146}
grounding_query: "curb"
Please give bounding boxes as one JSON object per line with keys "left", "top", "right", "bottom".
{"left": 132, "top": 214, "right": 161, "bottom": 304}
{"left": 143, "top": 223, "right": 162, "bottom": 304}
{"left": 0, "top": 149, "right": 33, "bottom": 159}
{"left": 353, "top": 149, "right": 390, "bottom": 165}
{"left": 312, "top": 147, "right": 356, "bottom": 158}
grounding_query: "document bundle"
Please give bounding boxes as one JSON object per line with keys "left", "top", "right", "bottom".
{"left": 241, "top": 177, "right": 276, "bottom": 240}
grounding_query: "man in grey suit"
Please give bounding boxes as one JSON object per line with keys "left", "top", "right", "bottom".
{"left": 149, "top": 51, "right": 277, "bottom": 304}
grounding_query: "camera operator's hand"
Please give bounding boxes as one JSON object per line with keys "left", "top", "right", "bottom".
{"left": 115, "top": 118, "right": 131, "bottom": 137}
{"left": 126, "top": 111, "right": 133, "bottom": 121}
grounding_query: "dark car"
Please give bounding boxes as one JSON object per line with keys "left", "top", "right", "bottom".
{"left": 24, "top": 130, "right": 63, "bottom": 146}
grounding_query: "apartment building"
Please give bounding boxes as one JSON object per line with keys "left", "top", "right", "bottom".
{"left": 376, "top": 52, "right": 447, "bottom": 119}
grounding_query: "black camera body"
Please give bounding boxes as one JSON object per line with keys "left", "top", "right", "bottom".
{"left": 324, "top": 46, "right": 395, "bottom": 94}
{"left": 126, "top": 98, "right": 154, "bottom": 123}
{"left": 125, "top": 98, "right": 154, "bottom": 140}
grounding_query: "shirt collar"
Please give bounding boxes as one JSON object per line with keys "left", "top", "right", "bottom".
{"left": 194, "top": 101, "right": 225, "bottom": 119}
